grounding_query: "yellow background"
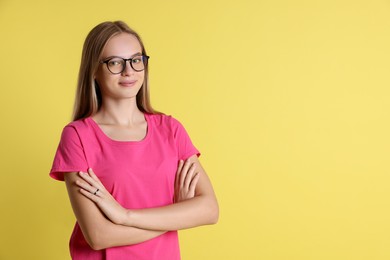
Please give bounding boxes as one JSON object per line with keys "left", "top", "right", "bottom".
{"left": 1, "top": 0, "right": 389, "bottom": 259}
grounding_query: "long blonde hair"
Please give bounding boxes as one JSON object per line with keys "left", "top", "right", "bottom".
{"left": 72, "top": 21, "right": 159, "bottom": 121}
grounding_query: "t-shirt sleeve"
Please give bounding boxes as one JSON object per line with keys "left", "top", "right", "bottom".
{"left": 171, "top": 117, "right": 200, "bottom": 160}
{"left": 49, "top": 125, "right": 89, "bottom": 181}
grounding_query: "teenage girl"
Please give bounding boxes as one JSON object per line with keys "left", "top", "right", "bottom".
{"left": 50, "top": 21, "right": 219, "bottom": 259}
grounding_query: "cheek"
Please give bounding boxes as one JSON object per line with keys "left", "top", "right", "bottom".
{"left": 133, "top": 72, "right": 144, "bottom": 87}
{"left": 94, "top": 70, "right": 104, "bottom": 86}
{"left": 95, "top": 77, "right": 115, "bottom": 96}
{"left": 138, "top": 71, "right": 146, "bottom": 82}
{"left": 95, "top": 70, "right": 115, "bottom": 86}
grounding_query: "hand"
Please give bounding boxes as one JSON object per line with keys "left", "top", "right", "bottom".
{"left": 174, "top": 160, "right": 200, "bottom": 203}
{"left": 76, "top": 168, "right": 128, "bottom": 225}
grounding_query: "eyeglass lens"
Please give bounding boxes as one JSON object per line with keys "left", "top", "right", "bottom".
{"left": 106, "top": 56, "right": 147, "bottom": 74}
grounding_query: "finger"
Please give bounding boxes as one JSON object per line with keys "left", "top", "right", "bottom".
{"left": 79, "top": 188, "right": 100, "bottom": 202}
{"left": 88, "top": 168, "right": 104, "bottom": 185}
{"left": 177, "top": 160, "right": 184, "bottom": 173}
{"left": 188, "top": 172, "right": 200, "bottom": 195}
{"left": 78, "top": 172, "right": 105, "bottom": 196}
{"left": 175, "top": 160, "right": 184, "bottom": 189}
{"left": 75, "top": 179, "right": 91, "bottom": 190}
{"left": 76, "top": 179, "right": 101, "bottom": 195}
{"left": 179, "top": 160, "right": 192, "bottom": 188}
{"left": 183, "top": 163, "right": 196, "bottom": 189}
{"left": 79, "top": 171, "right": 100, "bottom": 188}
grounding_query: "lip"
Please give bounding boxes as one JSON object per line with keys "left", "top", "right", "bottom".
{"left": 119, "top": 80, "right": 137, "bottom": 87}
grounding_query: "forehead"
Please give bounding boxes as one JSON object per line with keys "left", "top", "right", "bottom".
{"left": 101, "top": 33, "right": 142, "bottom": 58}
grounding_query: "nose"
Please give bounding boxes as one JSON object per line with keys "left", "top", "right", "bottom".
{"left": 121, "top": 60, "right": 135, "bottom": 75}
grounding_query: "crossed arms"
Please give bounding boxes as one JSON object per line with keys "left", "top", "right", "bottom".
{"left": 64, "top": 155, "right": 219, "bottom": 250}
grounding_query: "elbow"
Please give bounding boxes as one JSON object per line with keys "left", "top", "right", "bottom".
{"left": 210, "top": 203, "right": 219, "bottom": 224}
{"left": 89, "top": 240, "right": 105, "bottom": 251}
{"left": 84, "top": 230, "right": 108, "bottom": 251}
{"left": 206, "top": 199, "right": 219, "bottom": 225}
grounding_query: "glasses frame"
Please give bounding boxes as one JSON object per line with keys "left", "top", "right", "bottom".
{"left": 100, "top": 55, "right": 150, "bottom": 74}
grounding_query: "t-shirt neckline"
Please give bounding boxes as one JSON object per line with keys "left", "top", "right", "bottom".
{"left": 86, "top": 113, "right": 152, "bottom": 145}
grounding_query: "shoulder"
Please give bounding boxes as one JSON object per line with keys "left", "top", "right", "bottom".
{"left": 60, "top": 118, "right": 92, "bottom": 139}
{"left": 66, "top": 117, "right": 90, "bottom": 129}
{"left": 147, "top": 113, "right": 191, "bottom": 142}
{"left": 146, "top": 113, "right": 183, "bottom": 129}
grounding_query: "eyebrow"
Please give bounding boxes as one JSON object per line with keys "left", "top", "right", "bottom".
{"left": 102, "top": 52, "right": 143, "bottom": 61}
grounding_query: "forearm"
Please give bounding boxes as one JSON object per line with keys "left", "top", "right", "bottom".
{"left": 65, "top": 172, "right": 165, "bottom": 250}
{"left": 124, "top": 195, "right": 219, "bottom": 231}
{"left": 122, "top": 156, "right": 219, "bottom": 231}
{"left": 73, "top": 156, "right": 219, "bottom": 234}
{"left": 89, "top": 219, "right": 165, "bottom": 250}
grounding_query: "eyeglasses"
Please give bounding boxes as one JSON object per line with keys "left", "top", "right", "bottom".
{"left": 100, "top": 55, "right": 149, "bottom": 74}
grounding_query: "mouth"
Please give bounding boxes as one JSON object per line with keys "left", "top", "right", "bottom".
{"left": 119, "top": 80, "right": 137, "bottom": 87}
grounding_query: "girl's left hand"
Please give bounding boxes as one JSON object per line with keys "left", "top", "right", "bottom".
{"left": 76, "top": 168, "right": 128, "bottom": 225}
{"left": 174, "top": 160, "right": 200, "bottom": 203}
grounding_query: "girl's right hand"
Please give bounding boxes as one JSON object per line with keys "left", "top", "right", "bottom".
{"left": 76, "top": 168, "right": 129, "bottom": 225}
{"left": 174, "top": 159, "right": 200, "bottom": 203}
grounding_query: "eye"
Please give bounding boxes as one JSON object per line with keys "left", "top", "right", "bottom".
{"left": 132, "top": 57, "right": 142, "bottom": 64}
{"left": 108, "top": 59, "right": 123, "bottom": 67}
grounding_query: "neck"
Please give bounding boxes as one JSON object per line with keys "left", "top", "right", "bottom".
{"left": 94, "top": 98, "right": 144, "bottom": 126}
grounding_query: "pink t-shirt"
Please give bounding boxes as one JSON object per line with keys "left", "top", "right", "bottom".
{"left": 50, "top": 113, "right": 199, "bottom": 260}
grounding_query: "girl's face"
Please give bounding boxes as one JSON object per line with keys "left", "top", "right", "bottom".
{"left": 95, "top": 33, "right": 145, "bottom": 101}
